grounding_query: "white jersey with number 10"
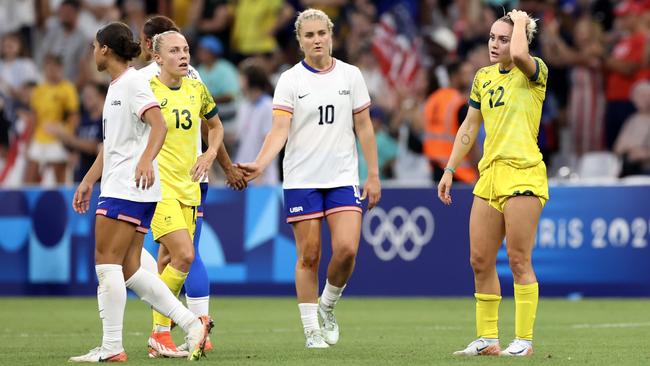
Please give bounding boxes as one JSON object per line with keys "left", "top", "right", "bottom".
{"left": 273, "top": 58, "right": 371, "bottom": 189}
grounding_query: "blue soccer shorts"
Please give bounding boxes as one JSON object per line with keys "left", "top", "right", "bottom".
{"left": 95, "top": 197, "right": 157, "bottom": 234}
{"left": 283, "top": 185, "right": 362, "bottom": 223}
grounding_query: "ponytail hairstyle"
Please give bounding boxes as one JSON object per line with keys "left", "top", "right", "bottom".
{"left": 96, "top": 22, "right": 141, "bottom": 61}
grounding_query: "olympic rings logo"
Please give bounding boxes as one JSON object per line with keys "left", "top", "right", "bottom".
{"left": 362, "top": 206, "right": 435, "bottom": 261}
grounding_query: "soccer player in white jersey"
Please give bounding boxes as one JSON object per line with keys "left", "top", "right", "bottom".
{"left": 136, "top": 15, "right": 246, "bottom": 354}
{"left": 68, "top": 22, "right": 211, "bottom": 363}
{"left": 239, "top": 9, "right": 381, "bottom": 348}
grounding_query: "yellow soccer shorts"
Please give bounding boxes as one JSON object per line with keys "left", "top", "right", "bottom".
{"left": 151, "top": 198, "right": 197, "bottom": 241}
{"left": 473, "top": 160, "right": 549, "bottom": 213}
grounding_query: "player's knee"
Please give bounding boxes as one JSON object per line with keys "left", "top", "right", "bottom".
{"left": 334, "top": 244, "right": 357, "bottom": 265}
{"left": 507, "top": 252, "right": 531, "bottom": 277}
{"left": 173, "top": 251, "right": 195, "bottom": 271}
{"left": 95, "top": 247, "right": 123, "bottom": 264}
{"left": 298, "top": 249, "right": 320, "bottom": 270}
{"left": 469, "top": 252, "right": 495, "bottom": 275}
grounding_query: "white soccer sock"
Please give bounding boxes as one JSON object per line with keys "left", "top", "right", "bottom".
{"left": 139, "top": 248, "right": 158, "bottom": 274}
{"left": 95, "top": 264, "right": 126, "bottom": 353}
{"left": 186, "top": 295, "right": 210, "bottom": 317}
{"left": 298, "top": 303, "right": 319, "bottom": 332}
{"left": 320, "top": 280, "right": 346, "bottom": 310}
{"left": 125, "top": 268, "right": 198, "bottom": 332}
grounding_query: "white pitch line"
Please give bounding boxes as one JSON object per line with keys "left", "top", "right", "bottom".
{"left": 571, "top": 322, "right": 650, "bottom": 329}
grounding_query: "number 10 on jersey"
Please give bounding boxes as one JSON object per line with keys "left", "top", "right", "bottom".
{"left": 318, "top": 105, "right": 334, "bottom": 125}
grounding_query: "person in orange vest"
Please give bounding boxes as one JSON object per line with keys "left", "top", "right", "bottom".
{"left": 423, "top": 61, "right": 479, "bottom": 183}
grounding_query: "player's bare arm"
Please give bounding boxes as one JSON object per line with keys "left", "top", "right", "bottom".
{"left": 353, "top": 107, "right": 381, "bottom": 209}
{"left": 509, "top": 10, "right": 537, "bottom": 78}
{"left": 438, "top": 107, "right": 483, "bottom": 205}
{"left": 73, "top": 146, "right": 104, "bottom": 214}
{"left": 138, "top": 106, "right": 167, "bottom": 189}
{"left": 238, "top": 113, "right": 291, "bottom": 182}
{"left": 191, "top": 113, "right": 224, "bottom": 182}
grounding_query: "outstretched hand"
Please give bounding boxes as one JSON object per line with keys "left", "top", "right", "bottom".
{"left": 236, "top": 162, "right": 263, "bottom": 182}
{"left": 225, "top": 165, "right": 247, "bottom": 191}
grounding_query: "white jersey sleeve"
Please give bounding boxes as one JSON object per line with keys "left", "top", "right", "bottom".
{"left": 351, "top": 67, "right": 371, "bottom": 113}
{"left": 129, "top": 72, "right": 159, "bottom": 120}
{"left": 272, "top": 72, "right": 295, "bottom": 113}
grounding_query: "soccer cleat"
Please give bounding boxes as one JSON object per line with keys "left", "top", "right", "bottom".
{"left": 148, "top": 331, "right": 188, "bottom": 358}
{"left": 304, "top": 328, "right": 330, "bottom": 349}
{"left": 185, "top": 315, "right": 214, "bottom": 360}
{"left": 318, "top": 305, "right": 339, "bottom": 345}
{"left": 500, "top": 339, "right": 534, "bottom": 356}
{"left": 452, "top": 337, "right": 501, "bottom": 356}
{"left": 68, "top": 347, "right": 127, "bottom": 363}
{"left": 178, "top": 336, "right": 213, "bottom": 353}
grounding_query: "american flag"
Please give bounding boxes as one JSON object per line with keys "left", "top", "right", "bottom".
{"left": 371, "top": 5, "right": 423, "bottom": 88}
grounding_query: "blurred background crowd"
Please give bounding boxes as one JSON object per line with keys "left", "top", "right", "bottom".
{"left": 0, "top": 0, "right": 648, "bottom": 187}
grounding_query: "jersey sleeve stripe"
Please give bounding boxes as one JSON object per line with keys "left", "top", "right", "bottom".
{"left": 530, "top": 58, "right": 540, "bottom": 82}
{"left": 353, "top": 101, "right": 371, "bottom": 114}
{"left": 203, "top": 106, "right": 219, "bottom": 120}
{"left": 138, "top": 102, "right": 160, "bottom": 120}
{"left": 273, "top": 104, "right": 294, "bottom": 113}
{"left": 469, "top": 99, "right": 481, "bottom": 109}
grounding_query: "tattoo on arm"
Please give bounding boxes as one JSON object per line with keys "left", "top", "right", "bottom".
{"left": 461, "top": 134, "right": 471, "bottom": 145}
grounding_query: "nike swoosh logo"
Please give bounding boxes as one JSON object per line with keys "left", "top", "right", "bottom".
{"left": 476, "top": 345, "right": 489, "bottom": 353}
{"left": 482, "top": 80, "right": 491, "bottom": 88}
{"left": 298, "top": 93, "right": 309, "bottom": 99}
{"left": 98, "top": 201, "right": 106, "bottom": 205}
{"left": 508, "top": 348, "right": 526, "bottom": 355}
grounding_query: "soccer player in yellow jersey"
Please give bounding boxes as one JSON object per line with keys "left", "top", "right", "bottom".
{"left": 145, "top": 30, "right": 224, "bottom": 358}
{"left": 438, "top": 10, "right": 548, "bottom": 357}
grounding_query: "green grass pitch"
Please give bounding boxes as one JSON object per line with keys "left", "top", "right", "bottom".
{"left": 1, "top": 297, "right": 649, "bottom": 365}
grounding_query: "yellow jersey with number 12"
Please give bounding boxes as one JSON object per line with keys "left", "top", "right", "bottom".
{"left": 149, "top": 76, "right": 218, "bottom": 206}
{"left": 469, "top": 57, "right": 548, "bottom": 173}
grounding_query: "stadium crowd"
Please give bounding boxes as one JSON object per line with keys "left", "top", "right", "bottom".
{"left": 0, "top": 0, "right": 648, "bottom": 187}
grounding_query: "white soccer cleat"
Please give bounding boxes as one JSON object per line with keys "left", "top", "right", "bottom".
{"left": 318, "top": 305, "right": 339, "bottom": 345}
{"left": 452, "top": 337, "right": 501, "bottom": 356}
{"left": 68, "top": 346, "right": 127, "bottom": 363}
{"left": 500, "top": 339, "right": 534, "bottom": 356}
{"left": 185, "top": 315, "right": 214, "bottom": 360}
{"left": 304, "top": 329, "right": 330, "bottom": 349}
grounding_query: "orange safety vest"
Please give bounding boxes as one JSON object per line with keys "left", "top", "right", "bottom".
{"left": 423, "top": 88, "right": 478, "bottom": 183}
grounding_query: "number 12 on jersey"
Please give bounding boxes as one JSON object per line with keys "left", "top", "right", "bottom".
{"left": 318, "top": 105, "right": 334, "bottom": 125}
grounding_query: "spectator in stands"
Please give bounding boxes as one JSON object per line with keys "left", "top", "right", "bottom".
{"left": 614, "top": 81, "right": 650, "bottom": 177}
{"left": 196, "top": 35, "right": 240, "bottom": 137}
{"left": 24, "top": 54, "right": 79, "bottom": 185}
{"left": 230, "top": 0, "right": 294, "bottom": 61}
{"left": 37, "top": 0, "right": 89, "bottom": 86}
{"left": 45, "top": 82, "right": 105, "bottom": 182}
{"left": 187, "top": 0, "right": 231, "bottom": 55}
{"left": 542, "top": 16, "right": 606, "bottom": 156}
{"left": 603, "top": 0, "right": 649, "bottom": 149}
{"left": 234, "top": 60, "right": 277, "bottom": 185}
{"left": 423, "top": 61, "right": 478, "bottom": 184}
{"left": 0, "top": 32, "right": 40, "bottom": 98}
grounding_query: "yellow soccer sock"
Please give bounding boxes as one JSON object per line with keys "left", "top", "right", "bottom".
{"left": 475, "top": 293, "right": 501, "bottom": 339}
{"left": 152, "top": 264, "right": 188, "bottom": 329}
{"left": 514, "top": 282, "right": 539, "bottom": 341}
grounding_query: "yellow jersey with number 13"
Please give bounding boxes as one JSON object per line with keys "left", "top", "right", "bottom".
{"left": 469, "top": 57, "right": 548, "bottom": 173}
{"left": 149, "top": 76, "right": 218, "bottom": 206}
